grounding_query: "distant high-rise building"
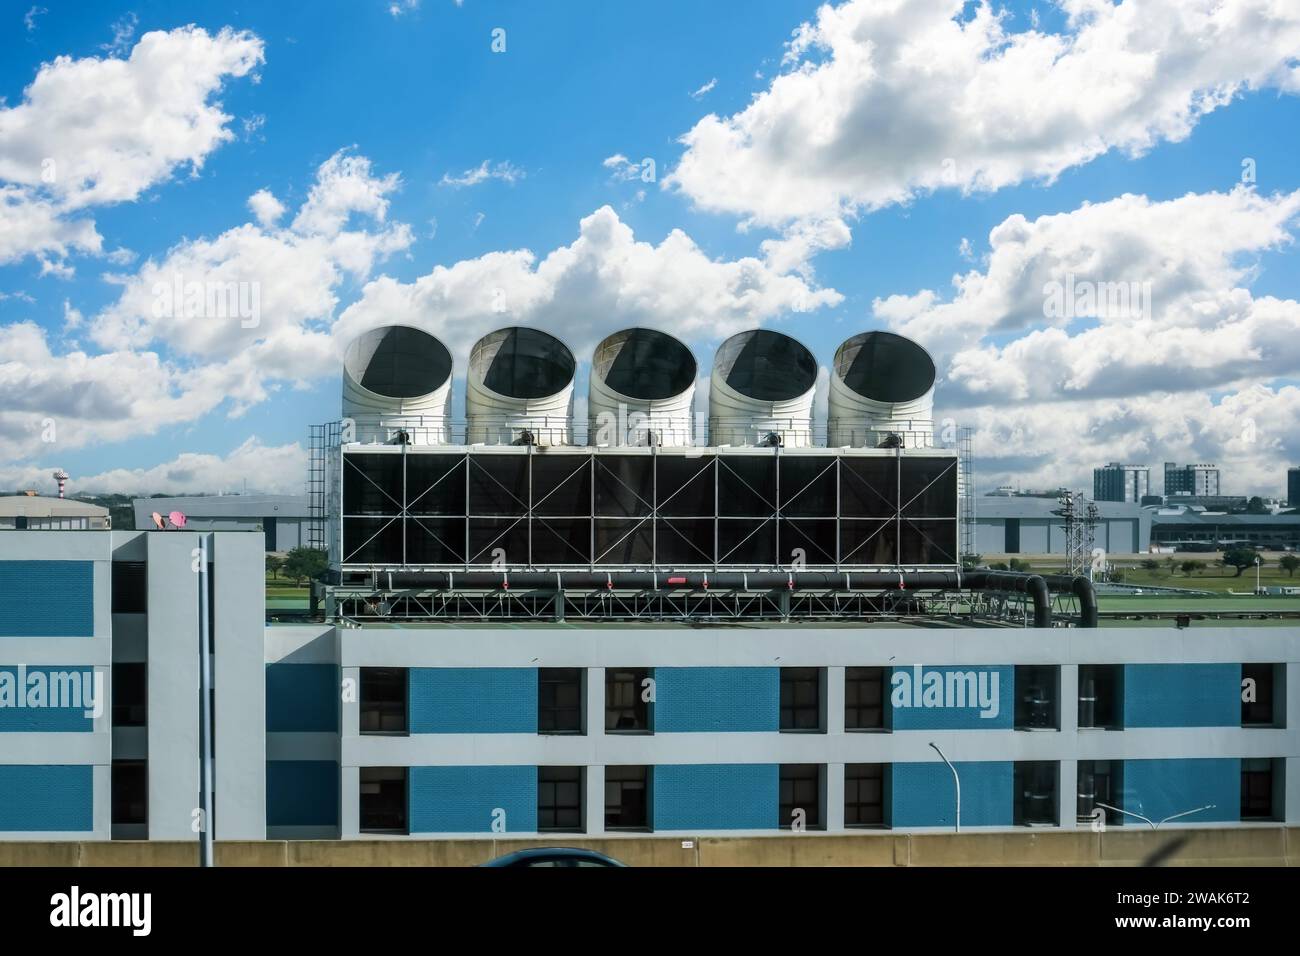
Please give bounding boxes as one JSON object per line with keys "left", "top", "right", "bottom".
{"left": 1289, "top": 467, "right": 1300, "bottom": 509}
{"left": 1093, "top": 462, "right": 1150, "bottom": 503}
{"left": 1164, "top": 462, "right": 1220, "bottom": 498}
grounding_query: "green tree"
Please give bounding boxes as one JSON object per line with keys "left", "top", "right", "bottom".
{"left": 1008, "top": 558, "right": 1033, "bottom": 573}
{"left": 1244, "top": 496, "right": 1269, "bottom": 515}
{"left": 988, "top": 561, "right": 1009, "bottom": 571}
{"left": 266, "top": 554, "right": 285, "bottom": 580}
{"left": 282, "top": 547, "right": 328, "bottom": 585}
{"left": 1220, "top": 548, "right": 1262, "bottom": 578}
{"left": 1280, "top": 555, "right": 1300, "bottom": 578}
{"left": 1141, "top": 559, "right": 1161, "bottom": 573}
{"left": 1180, "top": 560, "right": 1203, "bottom": 577}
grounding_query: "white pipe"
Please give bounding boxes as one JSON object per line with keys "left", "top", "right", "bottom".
{"left": 342, "top": 325, "right": 453, "bottom": 444}
{"left": 589, "top": 328, "right": 697, "bottom": 447}
{"left": 827, "top": 331, "right": 935, "bottom": 447}
{"left": 709, "top": 329, "right": 817, "bottom": 447}
{"left": 466, "top": 326, "right": 575, "bottom": 446}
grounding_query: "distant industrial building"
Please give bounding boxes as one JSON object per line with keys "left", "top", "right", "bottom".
{"left": 1149, "top": 513, "right": 1300, "bottom": 551}
{"left": 0, "top": 496, "right": 109, "bottom": 531}
{"left": 1157, "top": 495, "right": 1248, "bottom": 512}
{"left": 1093, "top": 463, "right": 1149, "bottom": 503}
{"left": 1165, "top": 462, "right": 1220, "bottom": 497}
{"left": 131, "top": 495, "right": 310, "bottom": 551}
{"left": 975, "top": 497, "right": 1150, "bottom": 555}
{"left": 1289, "top": 467, "right": 1300, "bottom": 509}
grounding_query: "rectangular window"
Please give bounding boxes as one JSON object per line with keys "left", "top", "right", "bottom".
{"left": 111, "top": 760, "right": 147, "bottom": 826}
{"left": 845, "top": 667, "right": 885, "bottom": 731}
{"left": 605, "top": 669, "right": 652, "bottom": 733}
{"left": 1014, "top": 665, "right": 1059, "bottom": 730}
{"left": 1077, "top": 760, "right": 1122, "bottom": 826}
{"left": 538, "top": 668, "right": 584, "bottom": 734}
{"left": 1241, "top": 664, "right": 1280, "bottom": 727}
{"left": 111, "top": 561, "right": 147, "bottom": 614}
{"left": 112, "top": 663, "right": 146, "bottom": 727}
{"left": 538, "top": 766, "right": 583, "bottom": 832}
{"left": 360, "top": 767, "right": 408, "bottom": 833}
{"left": 604, "top": 765, "right": 649, "bottom": 830}
{"left": 1014, "top": 761, "right": 1057, "bottom": 826}
{"left": 780, "top": 667, "right": 824, "bottom": 732}
{"left": 359, "top": 668, "right": 408, "bottom": 734}
{"left": 1078, "top": 664, "right": 1123, "bottom": 729}
{"left": 779, "top": 764, "right": 823, "bottom": 830}
{"left": 844, "top": 763, "right": 886, "bottom": 827}
{"left": 1240, "top": 759, "right": 1275, "bottom": 820}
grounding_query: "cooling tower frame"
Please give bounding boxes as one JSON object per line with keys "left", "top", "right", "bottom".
{"left": 589, "top": 327, "right": 698, "bottom": 447}
{"left": 466, "top": 326, "right": 576, "bottom": 446}
{"left": 342, "top": 325, "right": 454, "bottom": 445}
{"left": 708, "top": 329, "right": 818, "bottom": 447}
{"left": 828, "top": 331, "right": 936, "bottom": 448}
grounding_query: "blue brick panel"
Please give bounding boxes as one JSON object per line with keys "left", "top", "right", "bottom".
{"left": 408, "top": 765, "right": 537, "bottom": 833}
{"left": 265, "top": 663, "right": 338, "bottom": 732}
{"left": 0, "top": 666, "right": 97, "bottom": 732}
{"left": 1122, "top": 759, "right": 1240, "bottom": 823}
{"left": 408, "top": 668, "right": 537, "bottom": 734}
{"left": 889, "top": 665, "right": 1014, "bottom": 729}
{"left": 0, "top": 561, "right": 94, "bottom": 638}
{"left": 652, "top": 764, "right": 778, "bottom": 830}
{"left": 1123, "top": 665, "right": 1240, "bottom": 727}
{"left": 266, "top": 761, "right": 339, "bottom": 827}
{"left": 890, "top": 761, "right": 1013, "bottom": 827}
{"left": 0, "top": 765, "right": 93, "bottom": 831}
{"left": 655, "top": 667, "right": 779, "bottom": 732}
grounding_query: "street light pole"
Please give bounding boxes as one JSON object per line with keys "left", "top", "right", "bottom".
{"left": 198, "top": 533, "right": 215, "bottom": 867}
{"left": 1254, "top": 556, "right": 1261, "bottom": 595}
{"left": 1094, "top": 802, "right": 1215, "bottom": 830}
{"left": 929, "top": 742, "right": 960, "bottom": 833}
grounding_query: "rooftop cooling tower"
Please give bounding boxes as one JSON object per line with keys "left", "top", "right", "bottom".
{"left": 589, "top": 328, "right": 697, "bottom": 447}
{"left": 466, "top": 326, "right": 576, "bottom": 445}
{"left": 828, "top": 331, "right": 936, "bottom": 447}
{"left": 709, "top": 329, "right": 818, "bottom": 447}
{"left": 342, "top": 325, "right": 453, "bottom": 444}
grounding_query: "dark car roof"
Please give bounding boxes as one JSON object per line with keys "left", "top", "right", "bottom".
{"left": 480, "top": 847, "right": 628, "bottom": 867}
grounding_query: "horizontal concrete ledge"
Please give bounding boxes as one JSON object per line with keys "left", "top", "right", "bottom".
{"left": 0, "top": 827, "right": 1296, "bottom": 866}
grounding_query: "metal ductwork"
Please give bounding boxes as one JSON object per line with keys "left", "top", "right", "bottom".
{"left": 589, "top": 327, "right": 697, "bottom": 447}
{"left": 828, "top": 331, "right": 936, "bottom": 447}
{"left": 342, "top": 325, "right": 453, "bottom": 444}
{"left": 466, "top": 326, "right": 576, "bottom": 446}
{"left": 709, "top": 329, "right": 817, "bottom": 447}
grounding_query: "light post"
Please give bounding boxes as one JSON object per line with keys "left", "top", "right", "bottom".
{"left": 1094, "top": 802, "right": 1215, "bottom": 830}
{"left": 929, "top": 742, "right": 960, "bottom": 833}
{"left": 1254, "top": 556, "right": 1261, "bottom": 595}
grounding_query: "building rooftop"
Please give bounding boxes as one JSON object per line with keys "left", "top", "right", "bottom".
{"left": 0, "top": 495, "right": 109, "bottom": 519}
{"left": 975, "top": 496, "right": 1142, "bottom": 519}
{"left": 1150, "top": 513, "right": 1300, "bottom": 526}
{"left": 132, "top": 494, "right": 310, "bottom": 522}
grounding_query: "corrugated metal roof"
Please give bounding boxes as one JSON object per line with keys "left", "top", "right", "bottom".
{"left": 131, "top": 495, "right": 310, "bottom": 520}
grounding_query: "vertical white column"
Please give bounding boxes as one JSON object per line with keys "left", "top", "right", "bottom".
{"left": 586, "top": 667, "right": 605, "bottom": 835}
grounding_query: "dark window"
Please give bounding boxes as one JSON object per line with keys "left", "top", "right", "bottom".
{"left": 1241, "top": 664, "right": 1278, "bottom": 727}
{"left": 112, "top": 663, "right": 146, "bottom": 727}
{"left": 780, "top": 667, "right": 823, "bottom": 732}
{"left": 844, "top": 763, "right": 886, "bottom": 827}
{"left": 360, "top": 767, "right": 407, "bottom": 833}
{"left": 1241, "top": 759, "right": 1275, "bottom": 820}
{"left": 359, "top": 668, "right": 407, "bottom": 734}
{"left": 845, "top": 667, "right": 885, "bottom": 730}
{"left": 1005, "top": 518, "right": 1020, "bottom": 554}
{"left": 538, "top": 766, "right": 583, "bottom": 831}
{"left": 1078, "top": 665, "right": 1123, "bottom": 729}
{"left": 111, "top": 760, "right": 147, "bottom": 826}
{"left": 779, "top": 764, "right": 822, "bottom": 830}
{"left": 1077, "top": 760, "right": 1122, "bottom": 825}
{"left": 1015, "top": 761, "right": 1057, "bottom": 826}
{"left": 604, "top": 765, "right": 649, "bottom": 830}
{"left": 111, "top": 561, "right": 147, "bottom": 614}
{"left": 1014, "top": 665, "right": 1059, "bottom": 730}
{"left": 538, "top": 668, "right": 583, "bottom": 734}
{"left": 606, "top": 668, "right": 652, "bottom": 733}
{"left": 264, "top": 517, "right": 277, "bottom": 552}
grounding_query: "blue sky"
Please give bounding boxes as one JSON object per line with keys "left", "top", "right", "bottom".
{"left": 3, "top": 0, "right": 1300, "bottom": 497}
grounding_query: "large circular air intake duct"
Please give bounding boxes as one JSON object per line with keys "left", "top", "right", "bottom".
{"left": 342, "top": 325, "right": 453, "bottom": 444}
{"left": 589, "top": 327, "right": 697, "bottom": 447}
{"left": 828, "top": 331, "right": 936, "bottom": 447}
{"left": 709, "top": 329, "right": 818, "bottom": 447}
{"left": 466, "top": 326, "right": 576, "bottom": 445}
